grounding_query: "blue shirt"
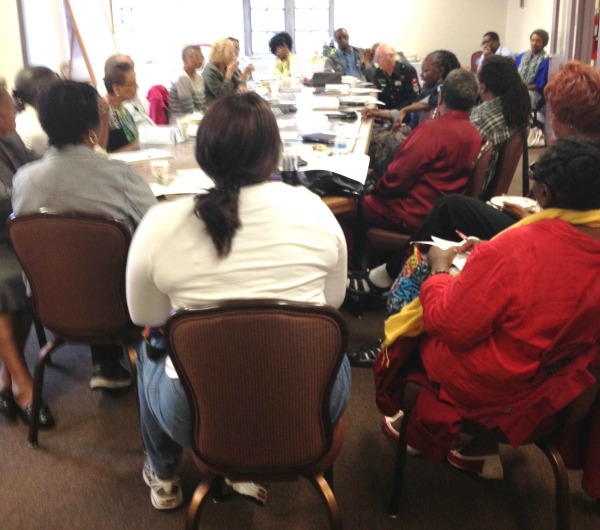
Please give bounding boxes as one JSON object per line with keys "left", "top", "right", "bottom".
{"left": 334, "top": 48, "right": 361, "bottom": 78}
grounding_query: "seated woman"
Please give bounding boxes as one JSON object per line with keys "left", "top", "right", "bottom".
{"left": 13, "top": 66, "right": 59, "bottom": 158}
{"left": 391, "top": 136, "right": 600, "bottom": 479}
{"left": 168, "top": 45, "right": 206, "bottom": 117}
{"left": 269, "top": 31, "right": 302, "bottom": 79}
{"left": 365, "top": 50, "right": 460, "bottom": 177}
{"left": 202, "top": 38, "right": 247, "bottom": 106}
{"left": 515, "top": 28, "right": 550, "bottom": 111}
{"left": 127, "top": 92, "right": 350, "bottom": 511}
{"left": 12, "top": 80, "right": 156, "bottom": 390}
{"left": 0, "top": 79, "right": 53, "bottom": 428}
{"left": 103, "top": 59, "right": 140, "bottom": 152}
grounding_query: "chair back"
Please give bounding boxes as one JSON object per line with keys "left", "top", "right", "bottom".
{"left": 470, "top": 51, "right": 483, "bottom": 73}
{"left": 8, "top": 212, "right": 132, "bottom": 341}
{"left": 466, "top": 139, "right": 493, "bottom": 198}
{"left": 166, "top": 300, "right": 348, "bottom": 479}
{"left": 480, "top": 130, "right": 525, "bottom": 201}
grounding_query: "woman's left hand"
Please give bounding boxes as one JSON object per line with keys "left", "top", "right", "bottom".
{"left": 427, "top": 246, "right": 458, "bottom": 273}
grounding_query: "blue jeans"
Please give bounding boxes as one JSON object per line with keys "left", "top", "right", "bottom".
{"left": 137, "top": 342, "right": 351, "bottom": 479}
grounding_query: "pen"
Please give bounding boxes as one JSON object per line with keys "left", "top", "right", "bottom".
{"left": 455, "top": 229, "right": 469, "bottom": 241}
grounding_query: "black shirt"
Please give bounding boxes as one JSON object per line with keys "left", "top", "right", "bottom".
{"left": 374, "top": 61, "right": 420, "bottom": 110}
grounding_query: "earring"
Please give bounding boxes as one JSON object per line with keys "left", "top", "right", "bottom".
{"left": 88, "top": 131, "right": 98, "bottom": 145}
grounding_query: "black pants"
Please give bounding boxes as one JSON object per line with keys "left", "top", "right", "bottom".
{"left": 385, "top": 194, "right": 515, "bottom": 279}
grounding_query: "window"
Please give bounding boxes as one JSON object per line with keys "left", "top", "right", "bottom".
{"left": 244, "top": 0, "right": 334, "bottom": 57}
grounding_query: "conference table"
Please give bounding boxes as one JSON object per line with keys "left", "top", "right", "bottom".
{"left": 113, "top": 84, "right": 374, "bottom": 217}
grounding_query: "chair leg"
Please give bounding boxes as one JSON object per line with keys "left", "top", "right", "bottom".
{"left": 536, "top": 440, "right": 570, "bottom": 530}
{"left": 308, "top": 472, "right": 343, "bottom": 530}
{"left": 387, "top": 411, "right": 409, "bottom": 517}
{"left": 28, "top": 339, "right": 63, "bottom": 447}
{"left": 185, "top": 477, "right": 214, "bottom": 530}
{"left": 33, "top": 318, "right": 47, "bottom": 350}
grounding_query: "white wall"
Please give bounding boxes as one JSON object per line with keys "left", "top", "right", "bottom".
{"left": 0, "top": 0, "right": 24, "bottom": 85}
{"left": 334, "top": 0, "right": 508, "bottom": 67}
{"left": 504, "top": 0, "right": 554, "bottom": 55}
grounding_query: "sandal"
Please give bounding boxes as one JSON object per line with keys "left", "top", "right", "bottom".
{"left": 346, "top": 344, "right": 381, "bottom": 368}
{"left": 346, "top": 270, "right": 389, "bottom": 298}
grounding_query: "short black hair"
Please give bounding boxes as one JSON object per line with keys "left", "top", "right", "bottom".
{"left": 534, "top": 137, "right": 600, "bottom": 210}
{"left": 440, "top": 69, "right": 479, "bottom": 112}
{"left": 269, "top": 32, "right": 293, "bottom": 55}
{"left": 483, "top": 31, "right": 500, "bottom": 42}
{"left": 38, "top": 80, "right": 100, "bottom": 149}
{"left": 13, "top": 66, "right": 59, "bottom": 111}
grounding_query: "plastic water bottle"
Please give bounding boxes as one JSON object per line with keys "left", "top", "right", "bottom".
{"left": 334, "top": 128, "right": 347, "bottom": 152}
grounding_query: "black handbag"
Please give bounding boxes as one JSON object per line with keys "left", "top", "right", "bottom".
{"left": 296, "top": 169, "right": 364, "bottom": 197}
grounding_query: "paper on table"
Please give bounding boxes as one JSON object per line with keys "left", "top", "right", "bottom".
{"left": 410, "top": 236, "right": 473, "bottom": 271}
{"left": 339, "top": 95, "right": 384, "bottom": 106}
{"left": 308, "top": 96, "right": 340, "bottom": 110}
{"left": 150, "top": 168, "right": 214, "bottom": 198}
{"left": 138, "top": 125, "right": 184, "bottom": 145}
{"left": 280, "top": 131, "right": 300, "bottom": 140}
{"left": 107, "top": 148, "right": 174, "bottom": 164}
{"left": 302, "top": 153, "right": 370, "bottom": 185}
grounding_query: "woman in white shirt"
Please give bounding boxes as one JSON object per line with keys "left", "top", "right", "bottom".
{"left": 127, "top": 91, "right": 350, "bottom": 511}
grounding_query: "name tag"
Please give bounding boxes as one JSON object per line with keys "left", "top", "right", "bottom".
{"left": 394, "top": 80, "right": 402, "bottom": 87}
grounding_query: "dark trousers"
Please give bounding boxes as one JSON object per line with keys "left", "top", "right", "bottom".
{"left": 385, "top": 194, "right": 515, "bottom": 279}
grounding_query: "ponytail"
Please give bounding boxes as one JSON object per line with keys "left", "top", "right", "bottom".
{"left": 194, "top": 183, "right": 241, "bottom": 258}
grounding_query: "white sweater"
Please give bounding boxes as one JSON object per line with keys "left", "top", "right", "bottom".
{"left": 126, "top": 181, "right": 348, "bottom": 378}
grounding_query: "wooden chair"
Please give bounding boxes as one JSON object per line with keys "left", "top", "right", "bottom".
{"left": 165, "top": 300, "right": 348, "bottom": 530}
{"left": 470, "top": 51, "right": 483, "bottom": 73}
{"left": 480, "top": 130, "right": 527, "bottom": 201}
{"left": 7, "top": 212, "right": 140, "bottom": 447}
{"left": 387, "top": 367, "right": 600, "bottom": 530}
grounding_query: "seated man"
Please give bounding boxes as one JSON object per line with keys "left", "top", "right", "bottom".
{"left": 324, "top": 28, "right": 375, "bottom": 82}
{"left": 362, "top": 69, "right": 482, "bottom": 234}
{"left": 372, "top": 43, "right": 419, "bottom": 113}
{"left": 475, "top": 31, "right": 512, "bottom": 71}
{"left": 169, "top": 45, "right": 206, "bottom": 117}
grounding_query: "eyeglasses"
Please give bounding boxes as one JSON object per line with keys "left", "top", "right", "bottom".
{"left": 375, "top": 53, "right": 393, "bottom": 61}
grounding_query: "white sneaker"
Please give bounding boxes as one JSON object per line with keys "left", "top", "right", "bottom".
{"left": 224, "top": 478, "right": 268, "bottom": 505}
{"left": 142, "top": 458, "right": 184, "bottom": 510}
{"left": 382, "top": 410, "right": 404, "bottom": 440}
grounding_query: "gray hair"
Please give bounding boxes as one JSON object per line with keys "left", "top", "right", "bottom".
{"left": 441, "top": 69, "right": 479, "bottom": 111}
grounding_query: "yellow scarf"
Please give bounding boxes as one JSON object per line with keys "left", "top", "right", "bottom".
{"left": 380, "top": 208, "right": 600, "bottom": 367}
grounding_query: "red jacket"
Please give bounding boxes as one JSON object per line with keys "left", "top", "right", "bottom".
{"left": 416, "top": 220, "right": 600, "bottom": 496}
{"left": 363, "top": 110, "right": 481, "bottom": 232}
{"left": 146, "top": 85, "right": 169, "bottom": 125}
